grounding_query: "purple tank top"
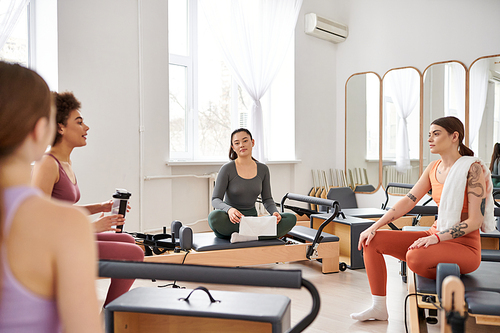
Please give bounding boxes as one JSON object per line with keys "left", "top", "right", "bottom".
{"left": 47, "top": 154, "right": 80, "bottom": 204}
{"left": 0, "top": 186, "right": 61, "bottom": 332}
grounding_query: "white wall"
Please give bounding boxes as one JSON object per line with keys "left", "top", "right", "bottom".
{"left": 33, "top": 0, "right": 58, "bottom": 91}
{"left": 294, "top": 0, "right": 339, "bottom": 198}
{"left": 56, "top": 0, "right": 500, "bottom": 231}
{"left": 58, "top": 0, "right": 143, "bottom": 231}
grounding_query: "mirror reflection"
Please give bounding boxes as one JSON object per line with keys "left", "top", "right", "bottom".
{"left": 382, "top": 67, "right": 421, "bottom": 194}
{"left": 423, "top": 61, "right": 466, "bottom": 171}
{"left": 469, "top": 56, "right": 500, "bottom": 186}
{"left": 345, "top": 72, "right": 380, "bottom": 192}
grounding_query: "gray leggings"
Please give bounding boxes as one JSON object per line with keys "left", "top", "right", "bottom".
{"left": 208, "top": 207, "right": 296, "bottom": 240}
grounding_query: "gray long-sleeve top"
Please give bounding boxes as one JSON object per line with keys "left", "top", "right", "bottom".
{"left": 493, "top": 158, "right": 500, "bottom": 175}
{"left": 211, "top": 160, "right": 279, "bottom": 214}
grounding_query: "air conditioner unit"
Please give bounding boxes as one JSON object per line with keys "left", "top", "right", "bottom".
{"left": 304, "top": 13, "right": 348, "bottom": 43}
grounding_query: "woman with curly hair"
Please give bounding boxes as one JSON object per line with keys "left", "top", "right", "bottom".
{"left": 32, "top": 92, "right": 144, "bottom": 307}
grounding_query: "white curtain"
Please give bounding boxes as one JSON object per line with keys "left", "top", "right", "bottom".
{"left": 469, "top": 59, "right": 490, "bottom": 152}
{"left": 387, "top": 68, "right": 420, "bottom": 172}
{"left": 200, "top": 0, "right": 302, "bottom": 161}
{"left": 0, "top": 0, "right": 29, "bottom": 50}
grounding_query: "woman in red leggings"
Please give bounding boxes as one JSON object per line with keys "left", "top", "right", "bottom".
{"left": 351, "top": 116, "right": 491, "bottom": 321}
{"left": 32, "top": 92, "right": 144, "bottom": 306}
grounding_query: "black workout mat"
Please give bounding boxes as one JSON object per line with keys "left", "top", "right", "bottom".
{"left": 192, "top": 232, "right": 285, "bottom": 252}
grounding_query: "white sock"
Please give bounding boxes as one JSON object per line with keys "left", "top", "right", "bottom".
{"left": 350, "top": 295, "right": 388, "bottom": 321}
{"left": 230, "top": 232, "right": 258, "bottom": 243}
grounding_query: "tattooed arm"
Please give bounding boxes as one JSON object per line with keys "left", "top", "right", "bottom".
{"left": 409, "top": 162, "right": 485, "bottom": 249}
{"left": 357, "top": 161, "right": 436, "bottom": 250}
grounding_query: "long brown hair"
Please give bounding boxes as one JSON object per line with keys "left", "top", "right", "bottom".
{"left": 0, "top": 61, "right": 52, "bottom": 291}
{"left": 490, "top": 142, "right": 500, "bottom": 172}
{"left": 431, "top": 116, "right": 474, "bottom": 156}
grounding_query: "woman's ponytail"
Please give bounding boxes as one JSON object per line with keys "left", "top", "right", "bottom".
{"left": 459, "top": 142, "right": 474, "bottom": 157}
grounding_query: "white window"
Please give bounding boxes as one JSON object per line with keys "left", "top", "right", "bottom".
{"left": 168, "top": 0, "right": 295, "bottom": 162}
{"left": 0, "top": 1, "right": 31, "bottom": 67}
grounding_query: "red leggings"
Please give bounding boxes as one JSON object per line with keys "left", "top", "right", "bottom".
{"left": 96, "top": 233, "right": 144, "bottom": 305}
{"left": 363, "top": 229, "right": 481, "bottom": 296}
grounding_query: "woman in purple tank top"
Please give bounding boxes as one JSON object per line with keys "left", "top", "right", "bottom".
{"left": 0, "top": 62, "right": 103, "bottom": 332}
{"left": 32, "top": 92, "right": 144, "bottom": 307}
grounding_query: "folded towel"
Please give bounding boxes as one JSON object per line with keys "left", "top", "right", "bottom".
{"left": 239, "top": 216, "right": 277, "bottom": 237}
{"left": 438, "top": 156, "right": 495, "bottom": 232}
{"left": 230, "top": 233, "right": 258, "bottom": 243}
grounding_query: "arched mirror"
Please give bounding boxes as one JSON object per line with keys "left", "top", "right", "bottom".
{"left": 423, "top": 61, "right": 466, "bottom": 172}
{"left": 469, "top": 55, "right": 500, "bottom": 182}
{"left": 345, "top": 72, "right": 381, "bottom": 193}
{"left": 382, "top": 67, "right": 421, "bottom": 194}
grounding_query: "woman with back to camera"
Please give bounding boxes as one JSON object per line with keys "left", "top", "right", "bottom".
{"left": 351, "top": 116, "right": 495, "bottom": 322}
{"left": 31, "top": 91, "right": 144, "bottom": 306}
{"left": 209, "top": 128, "right": 296, "bottom": 243}
{"left": 0, "top": 62, "right": 102, "bottom": 332}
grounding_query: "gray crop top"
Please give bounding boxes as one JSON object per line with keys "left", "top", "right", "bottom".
{"left": 211, "top": 160, "right": 279, "bottom": 214}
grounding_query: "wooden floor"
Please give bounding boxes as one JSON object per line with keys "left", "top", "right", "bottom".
{"left": 96, "top": 255, "right": 500, "bottom": 332}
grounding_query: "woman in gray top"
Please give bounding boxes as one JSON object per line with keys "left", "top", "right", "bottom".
{"left": 490, "top": 142, "right": 500, "bottom": 188}
{"left": 208, "top": 128, "right": 296, "bottom": 242}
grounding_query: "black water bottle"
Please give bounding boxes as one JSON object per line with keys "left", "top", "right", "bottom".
{"left": 111, "top": 189, "right": 131, "bottom": 233}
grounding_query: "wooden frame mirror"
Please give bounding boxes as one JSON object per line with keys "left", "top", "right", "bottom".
{"left": 468, "top": 54, "right": 500, "bottom": 172}
{"left": 422, "top": 61, "right": 467, "bottom": 174}
{"left": 346, "top": 54, "right": 500, "bottom": 194}
{"left": 345, "top": 72, "right": 382, "bottom": 193}
{"left": 382, "top": 67, "right": 422, "bottom": 194}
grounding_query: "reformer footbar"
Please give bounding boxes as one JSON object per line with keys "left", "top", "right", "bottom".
{"left": 280, "top": 193, "right": 340, "bottom": 260}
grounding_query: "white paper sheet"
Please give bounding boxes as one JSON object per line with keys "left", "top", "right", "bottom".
{"left": 239, "top": 216, "right": 277, "bottom": 237}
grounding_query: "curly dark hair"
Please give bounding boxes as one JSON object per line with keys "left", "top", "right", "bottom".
{"left": 52, "top": 91, "right": 81, "bottom": 146}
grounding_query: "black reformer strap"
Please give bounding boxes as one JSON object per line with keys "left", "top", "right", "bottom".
{"left": 99, "top": 260, "right": 320, "bottom": 333}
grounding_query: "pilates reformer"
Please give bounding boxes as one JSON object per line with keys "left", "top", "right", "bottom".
{"left": 130, "top": 193, "right": 346, "bottom": 274}
{"left": 391, "top": 184, "right": 500, "bottom": 331}
{"left": 407, "top": 260, "right": 500, "bottom": 332}
{"left": 99, "top": 260, "right": 321, "bottom": 333}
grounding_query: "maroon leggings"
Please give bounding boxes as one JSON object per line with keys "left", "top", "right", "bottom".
{"left": 96, "top": 233, "right": 144, "bottom": 305}
{"left": 363, "top": 229, "right": 481, "bottom": 296}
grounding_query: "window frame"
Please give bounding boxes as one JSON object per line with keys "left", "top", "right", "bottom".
{"left": 168, "top": 0, "right": 295, "bottom": 163}
{"left": 169, "top": 0, "right": 248, "bottom": 162}
{"left": 0, "top": 0, "right": 33, "bottom": 68}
